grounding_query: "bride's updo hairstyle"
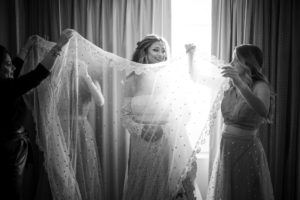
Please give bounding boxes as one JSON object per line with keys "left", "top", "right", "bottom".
{"left": 132, "top": 34, "right": 170, "bottom": 64}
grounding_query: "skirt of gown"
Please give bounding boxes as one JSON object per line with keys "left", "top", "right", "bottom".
{"left": 206, "top": 131, "right": 274, "bottom": 200}
{"left": 123, "top": 130, "right": 202, "bottom": 200}
{"left": 76, "top": 116, "right": 104, "bottom": 200}
{"left": 123, "top": 133, "right": 170, "bottom": 200}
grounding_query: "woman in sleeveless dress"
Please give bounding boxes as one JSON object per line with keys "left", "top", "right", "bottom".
{"left": 75, "top": 61, "right": 105, "bottom": 200}
{"left": 206, "top": 44, "right": 274, "bottom": 200}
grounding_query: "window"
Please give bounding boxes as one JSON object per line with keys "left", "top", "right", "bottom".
{"left": 172, "top": 0, "right": 212, "bottom": 154}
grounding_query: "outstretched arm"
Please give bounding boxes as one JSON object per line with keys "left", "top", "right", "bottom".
{"left": 13, "top": 35, "right": 44, "bottom": 77}
{"left": 41, "top": 29, "right": 74, "bottom": 72}
{"left": 90, "top": 78, "right": 105, "bottom": 107}
{"left": 185, "top": 43, "right": 220, "bottom": 87}
{"left": 84, "top": 75, "right": 105, "bottom": 107}
{"left": 18, "top": 35, "right": 46, "bottom": 61}
{"left": 185, "top": 43, "right": 197, "bottom": 82}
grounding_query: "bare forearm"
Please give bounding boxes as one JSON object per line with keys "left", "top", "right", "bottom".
{"left": 237, "top": 82, "right": 269, "bottom": 117}
{"left": 187, "top": 53, "right": 219, "bottom": 87}
{"left": 84, "top": 75, "right": 105, "bottom": 106}
{"left": 187, "top": 53, "right": 197, "bottom": 82}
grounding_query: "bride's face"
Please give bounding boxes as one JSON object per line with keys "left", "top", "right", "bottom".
{"left": 146, "top": 41, "right": 166, "bottom": 64}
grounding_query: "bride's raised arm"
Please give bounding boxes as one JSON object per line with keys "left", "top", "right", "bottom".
{"left": 185, "top": 43, "right": 224, "bottom": 88}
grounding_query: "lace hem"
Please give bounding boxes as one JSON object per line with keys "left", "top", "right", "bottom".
{"left": 173, "top": 160, "right": 197, "bottom": 200}
{"left": 173, "top": 79, "right": 229, "bottom": 196}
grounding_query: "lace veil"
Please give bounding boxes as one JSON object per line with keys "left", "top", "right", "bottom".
{"left": 21, "top": 31, "right": 227, "bottom": 199}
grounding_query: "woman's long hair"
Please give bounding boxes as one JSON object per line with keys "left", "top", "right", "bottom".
{"left": 235, "top": 44, "right": 275, "bottom": 123}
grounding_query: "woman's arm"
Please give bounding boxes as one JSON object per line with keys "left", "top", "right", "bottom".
{"left": 12, "top": 57, "right": 24, "bottom": 78}
{"left": 121, "top": 97, "right": 143, "bottom": 136}
{"left": 7, "top": 30, "right": 74, "bottom": 99}
{"left": 237, "top": 81, "right": 270, "bottom": 118}
{"left": 185, "top": 44, "right": 221, "bottom": 87}
{"left": 185, "top": 44, "right": 197, "bottom": 82}
{"left": 17, "top": 35, "right": 42, "bottom": 61}
{"left": 221, "top": 66, "right": 270, "bottom": 118}
{"left": 83, "top": 75, "right": 105, "bottom": 107}
{"left": 79, "top": 62, "right": 105, "bottom": 107}
{"left": 13, "top": 35, "right": 41, "bottom": 77}
{"left": 41, "top": 29, "right": 74, "bottom": 72}
{"left": 6, "top": 64, "right": 50, "bottom": 99}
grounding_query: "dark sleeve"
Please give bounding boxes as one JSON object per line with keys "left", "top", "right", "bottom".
{"left": 1, "top": 63, "right": 50, "bottom": 99}
{"left": 12, "top": 57, "right": 24, "bottom": 78}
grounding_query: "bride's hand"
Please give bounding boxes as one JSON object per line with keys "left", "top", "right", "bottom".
{"left": 185, "top": 43, "right": 196, "bottom": 55}
{"left": 141, "top": 125, "right": 163, "bottom": 142}
{"left": 19, "top": 35, "right": 44, "bottom": 60}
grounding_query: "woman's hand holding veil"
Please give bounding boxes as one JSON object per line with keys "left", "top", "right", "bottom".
{"left": 141, "top": 125, "right": 163, "bottom": 142}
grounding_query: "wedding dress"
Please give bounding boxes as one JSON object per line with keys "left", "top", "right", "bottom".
{"left": 121, "top": 57, "right": 226, "bottom": 199}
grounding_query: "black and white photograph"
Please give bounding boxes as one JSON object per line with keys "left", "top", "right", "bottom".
{"left": 0, "top": 0, "right": 299, "bottom": 200}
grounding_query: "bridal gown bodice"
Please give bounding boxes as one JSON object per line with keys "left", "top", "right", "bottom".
{"left": 130, "top": 94, "right": 170, "bottom": 123}
{"left": 221, "top": 87, "right": 263, "bottom": 130}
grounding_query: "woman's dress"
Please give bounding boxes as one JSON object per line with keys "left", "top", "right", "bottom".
{"left": 206, "top": 86, "right": 274, "bottom": 200}
{"left": 122, "top": 94, "right": 199, "bottom": 200}
{"left": 75, "top": 79, "right": 104, "bottom": 200}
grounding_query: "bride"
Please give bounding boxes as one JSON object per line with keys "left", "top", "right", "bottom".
{"left": 121, "top": 34, "right": 200, "bottom": 200}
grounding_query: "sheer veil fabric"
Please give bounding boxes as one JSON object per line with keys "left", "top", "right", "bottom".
{"left": 22, "top": 30, "right": 226, "bottom": 200}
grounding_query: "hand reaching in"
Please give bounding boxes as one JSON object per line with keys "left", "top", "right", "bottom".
{"left": 141, "top": 125, "right": 163, "bottom": 142}
{"left": 23, "top": 35, "right": 43, "bottom": 50}
{"left": 40, "top": 29, "right": 75, "bottom": 71}
{"left": 78, "top": 61, "right": 105, "bottom": 107}
{"left": 221, "top": 65, "right": 244, "bottom": 88}
{"left": 19, "top": 35, "right": 44, "bottom": 60}
{"left": 57, "top": 29, "right": 75, "bottom": 49}
{"left": 185, "top": 43, "right": 196, "bottom": 55}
